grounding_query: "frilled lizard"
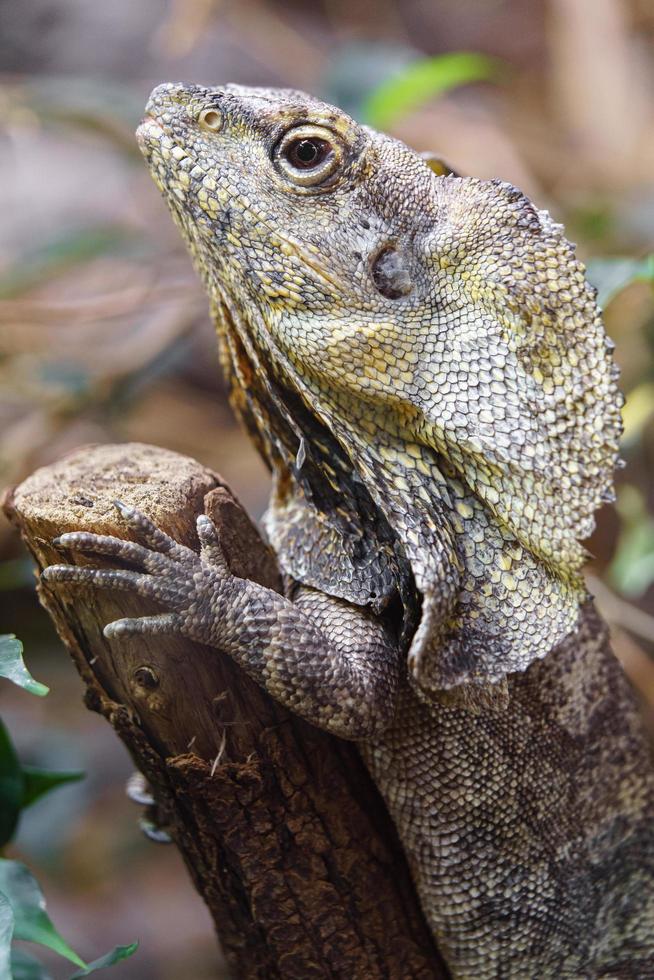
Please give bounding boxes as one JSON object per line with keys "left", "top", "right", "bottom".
{"left": 43, "top": 84, "right": 654, "bottom": 977}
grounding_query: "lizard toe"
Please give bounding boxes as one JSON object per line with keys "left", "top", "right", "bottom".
{"left": 197, "top": 514, "right": 229, "bottom": 571}
{"left": 42, "top": 564, "right": 189, "bottom": 608}
{"left": 53, "top": 531, "right": 178, "bottom": 575}
{"left": 104, "top": 612, "right": 182, "bottom": 639}
{"left": 112, "top": 500, "right": 198, "bottom": 564}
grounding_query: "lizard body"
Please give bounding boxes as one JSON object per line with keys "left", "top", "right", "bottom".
{"left": 43, "top": 84, "right": 654, "bottom": 977}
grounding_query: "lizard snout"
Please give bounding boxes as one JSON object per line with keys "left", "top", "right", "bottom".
{"left": 144, "top": 82, "right": 220, "bottom": 122}
{"left": 146, "top": 81, "right": 196, "bottom": 111}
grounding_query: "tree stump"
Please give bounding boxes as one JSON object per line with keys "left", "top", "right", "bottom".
{"left": 3, "top": 442, "right": 446, "bottom": 980}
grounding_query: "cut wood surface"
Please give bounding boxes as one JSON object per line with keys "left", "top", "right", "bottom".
{"left": 4, "top": 442, "right": 446, "bottom": 980}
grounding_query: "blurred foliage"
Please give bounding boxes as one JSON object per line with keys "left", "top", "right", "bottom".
{"left": 585, "top": 260, "right": 654, "bottom": 599}
{"left": 0, "top": 638, "right": 136, "bottom": 978}
{"left": 1, "top": 0, "right": 654, "bottom": 975}
{"left": 609, "top": 485, "right": 654, "bottom": 597}
{"left": 0, "top": 860, "right": 137, "bottom": 978}
{"left": 586, "top": 254, "right": 654, "bottom": 308}
{"left": 0, "top": 711, "right": 83, "bottom": 849}
{"left": 0, "top": 226, "right": 138, "bottom": 301}
{"left": 361, "top": 52, "right": 502, "bottom": 129}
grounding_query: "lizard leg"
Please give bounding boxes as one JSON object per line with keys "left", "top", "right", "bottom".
{"left": 43, "top": 504, "right": 401, "bottom": 739}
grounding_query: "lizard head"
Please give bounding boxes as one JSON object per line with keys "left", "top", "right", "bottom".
{"left": 138, "top": 83, "right": 623, "bottom": 689}
{"left": 136, "top": 82, "right": 437, "bottom": 316}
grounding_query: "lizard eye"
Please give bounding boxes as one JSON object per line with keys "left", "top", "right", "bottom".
{"left": 274, "top": 125, "right": 344, "bottom": 188}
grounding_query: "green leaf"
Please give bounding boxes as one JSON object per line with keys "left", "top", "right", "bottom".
{"left": 361, "top": 52, "right": 502, "bottom": 129}
{"left": 0, "top": 716, "right": 83, "bottom": 847}
{"left": 0, "top": 720, "right": 24, "bottom": 847}
{"left": 0, "top": 891, "right": 15, "bottom": 979}
{"left": 69, "top": 944, "right": 138, "bottom": 978}
{"left": 0, "top": 636, "right": 49, "bottom": 697}
{"left": 320, "top": 41, "right": 417, "bottom": 119}
{"left": 10, "top": 947, "right": 54, "bottom": 980}
{"left": 0, "top": 862, "right": 137, "bottom": 977}
{"left": 586, "top": 254, "right": 654, "bottom": 308}
{"left": 0, "top": 860, "right": 85, "bottom": 968}
{"left": 21, "top": 767, "right": 85, "bottom": 810}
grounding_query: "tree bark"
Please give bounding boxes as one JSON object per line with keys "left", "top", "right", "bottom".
{"left": 3, "top": 442, "right": 446, "bottom": 980}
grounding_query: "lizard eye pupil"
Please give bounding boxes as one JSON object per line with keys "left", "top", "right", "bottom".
{"left": 286, "top": 137, "right": 330, "bottom": 169}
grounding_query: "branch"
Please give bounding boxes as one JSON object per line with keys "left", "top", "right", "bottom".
{"left": 4, "top": 442, "right": 446, "bottom": 980}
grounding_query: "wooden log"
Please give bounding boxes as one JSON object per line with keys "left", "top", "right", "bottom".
{"left": 3, "top": 442, "right": 446, "bottom": 980}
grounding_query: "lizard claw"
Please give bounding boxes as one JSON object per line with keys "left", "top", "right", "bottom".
{"left": 126, "top": 770, "right": 155, "bottom": 806}
{"left": 125, "top": 771, "right": 172, "bottom": 845}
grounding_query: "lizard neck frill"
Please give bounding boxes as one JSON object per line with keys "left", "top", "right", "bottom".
{"left": 212, "top": 298, "right": 418, "bottom": 639}
{"left": 272, "top": 363, "right": 584, "bottom": 691}
{"left": 214, "top": 295, "right": 582, "bottom": 693}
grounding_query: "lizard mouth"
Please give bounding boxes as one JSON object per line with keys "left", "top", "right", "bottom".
{"left": 135, "top": 114, "right": 165, "bottom": 147}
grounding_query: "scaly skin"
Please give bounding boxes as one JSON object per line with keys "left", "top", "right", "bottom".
{"left": 43, "top": 84, "right": 654, "bottom": 977}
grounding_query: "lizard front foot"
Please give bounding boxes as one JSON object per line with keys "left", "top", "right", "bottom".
{"left": 42, "top": 501, "right": 232, "bottom": 646}
{"left": 43, "top": 501, "right": 401, "bottom": 739}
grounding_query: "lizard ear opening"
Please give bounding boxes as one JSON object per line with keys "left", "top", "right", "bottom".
{"left": 371, "top": 245, "right": 413, "bottom": 299}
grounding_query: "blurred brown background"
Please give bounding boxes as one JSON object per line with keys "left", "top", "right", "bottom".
{"left": 1, "top": 1, "right": 653, "bottom": 977}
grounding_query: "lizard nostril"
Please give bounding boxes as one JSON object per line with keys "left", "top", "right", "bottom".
{"left": 198, "top": 108, "right": 223, "bottom": 133}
